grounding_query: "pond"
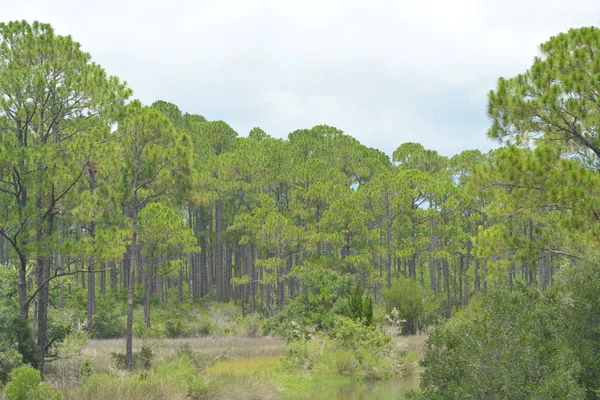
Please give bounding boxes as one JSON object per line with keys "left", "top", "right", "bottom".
{"left": 285, "top": 375, "right": 420, "bottom": 400}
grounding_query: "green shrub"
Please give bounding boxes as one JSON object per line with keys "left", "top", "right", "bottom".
{"left": 263, "top": 267, "right": 354, "bottom": 339}
{"left": 416, "top": 288, "right": 584, "bottom": 399}
{"left": 347, "top": 282, "right": 374, "bottom": 327}
{"left": 92, "top": 297, "right": 125, "bottom": 339}
{"left": 79, "top": 359, "right": 93, "bottom": 381}
{"left": 383, "top": 277, "right": 424, "bottom": 334}
{"left": 164, "top": 318, "right": 185, "bottom": 338}
{"left": 283, "top": 315, "right": 413, "bottom": 380}
{"left": 5, "top": 366, "right": 62, "bottom": 400}
{"left": 110, "top": 345, "right": 154, "bottom": 371}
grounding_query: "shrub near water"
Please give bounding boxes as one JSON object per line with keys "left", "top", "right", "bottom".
{"left": 284, "top": 315, "right": 415, "bottom": 380}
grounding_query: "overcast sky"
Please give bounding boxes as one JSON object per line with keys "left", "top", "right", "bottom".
{"left": 4, "top": 0, "right": 599, "bottom": 157}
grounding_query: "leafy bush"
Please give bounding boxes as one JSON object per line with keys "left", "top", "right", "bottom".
{"left": 348, "top": 281, "right": 373, "bottom": 326}
{"left": 5, "top": 366, "right": 62, "bottom": 400}
{"left": 283, "top": 315, "right": 414, "bottom": 379}
{"left": 92, "top": 296, "right": 125, "bottom": 339}
{"left": 263, "top": 267, "right": 353, "bottom": 339}
{"left": 383, "top": 277, "right": 424, "bottom": 334}
{"left": 415, "top": 288, "right": 584, "bottom": 399}
{"left": 0, "top": 268, "right": 29, "bottom": 381}
{"left": 111, "top": 345, "right": 154, "bottom": 370}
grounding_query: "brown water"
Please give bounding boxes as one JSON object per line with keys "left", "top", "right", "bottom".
{"left": 285, "top": 375, "right": 421, "bottom": 400}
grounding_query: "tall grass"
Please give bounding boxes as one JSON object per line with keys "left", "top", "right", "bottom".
{"left": 45, "top": 336, "right": 285, "bottom": 391}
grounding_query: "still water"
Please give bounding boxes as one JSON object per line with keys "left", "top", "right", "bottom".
{"left": 285, "top": 376, "right": 420, "bottom": 400}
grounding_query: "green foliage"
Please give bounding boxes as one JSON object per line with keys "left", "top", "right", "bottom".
{"left": 488, "top": 27, "right": 600, "bottom": 162}
{"left": 557, "top": 259, "right": 600, "bottom": 398}
{"left": 92, "top": 296, "right": 126, "bottom": 339}
{"left": 347, "top": 281, "right": 373, "bottom": 326}
{"left": 363, "top": 295, "right": 373, "bottom": 327}
{"left": 79, "top": 359, "right": 93, "bottom": 381}
{"left": 4, "top": 21, "right": 600, "bottom": 399}
{"left": 0, "top": 267, "right": 24, "bottom": 382}
{"left": 417, "top": 288, "right": 584, "bottom": 399}
{"left": 65, "top": 353, "right": 209, "bottom": 400}
{"left": 348, "top": 282, "right": 363, "bottom": 321}
{"left": 138, "top": 202, "right": 197, "bottom": 270}
{"left": 5, "top": 366, "right": 62, "bottom": 400}
{"left": 284, "top": 315, "right": 413, "bottom": 380}
{"left": 111, "top": 345, "right": 153, "bottom": 371}
{"left": 262, "top": 267, "right": 353, "bottom": 338}
{"left": 383, "top": 277, "right": 424, "bottom": 334}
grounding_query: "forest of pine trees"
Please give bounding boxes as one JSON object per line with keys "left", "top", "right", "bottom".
{"left": 2, "top": 20, "right": 600, "bottom": 399}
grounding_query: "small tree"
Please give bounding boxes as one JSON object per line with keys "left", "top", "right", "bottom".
{"left": 348, "top": 282, "right": 364, "bottom": 322}
{"left": 347, "top": 281, "right": 373, "bottom": 326}
{"left": 363, "top": 295, "right": 373, "bottom": 327}
{"left": 384, "top": 276, "right": 423, "bottom": 334}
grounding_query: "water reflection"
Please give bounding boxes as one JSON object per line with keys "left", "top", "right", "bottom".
{"left": 285, "top": 376, "right": 420, "bottom": 400}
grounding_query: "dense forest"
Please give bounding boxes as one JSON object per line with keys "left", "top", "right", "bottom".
{"left": 1, "top": 20, "right": 600, "bottom": 399}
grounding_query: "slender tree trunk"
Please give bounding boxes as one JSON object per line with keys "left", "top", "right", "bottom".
{"left": 190, "top": 206, "right": 200, "bottom": 302}
{"left": 199, "top": 207, "right": 208, "bottom": 298}
{"left": 178, "top": 263, "right": 183, "bottom": 303}
{"left": 157, "top": 275, "right": 163, "bottom": 307}
{"left": 443, "top": 258, "right": 451, "bottom": 318}
{"left": 36, "top": 212, "right": 55, "bottom": 378}
{"left": 225, "top": 242, "right": 233, "bottom": 300}
{"left": 126, "top": 189, "right": 139, "bottom": 370}
{"left": 385, "top": 197, "right": 392, "bottom": 288}
{"left": 458, "top": 255, "right": 463, "bottom": 307}
{"left": 429, "top": 216, "right": 437, "bottom": 294}
{"left": 87, "top": 170, "right": 97, "bottom": 334}
{"left": 464, "top": 239, "right": 470, "bottom": 306}
{"left": 144, "top": 267, "right": 152, "bottom": 328}
{"left": 215, "top": 199, "right": 223, "bottom": 302}
{"left": 100, "top": 262, "right": 106, "bottom": 297}
{"left": 474, "top": 258, "right": 480, "bottom": 293}
{"left": 250, "top": 244, "right": 256, "bottom": 313}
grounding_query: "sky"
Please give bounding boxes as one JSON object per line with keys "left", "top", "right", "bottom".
{"left": 3, "top": 0, "right": 599, "bottom": 157}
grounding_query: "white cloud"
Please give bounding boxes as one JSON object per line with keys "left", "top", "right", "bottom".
{"left": 2, "top": 0, "right": 599, "bottom": 156}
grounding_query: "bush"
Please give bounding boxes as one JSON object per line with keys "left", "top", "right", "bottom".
{"left": 92, "top": 297, "right": 125, "bottom": 339}
{"left": 111, "top": 345, "right": 154, "bottom": 371}
{"left": 263, "top": 267, "right": 354, "bottom": 339}
{"left": 383, "top": 277, "right": 424, "bottom": 334}
{"left": 415, "top": 288, "right": 584, "bottom": 399}
{"left": 283, "top": 315, "right": 414, "bottom": 380}
{"left": 5, "top": 366, "right": 62, "bottom": 400}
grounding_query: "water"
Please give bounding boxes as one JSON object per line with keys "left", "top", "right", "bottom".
{"left": 285, "top": 376, "right": 420, "bottom": 400}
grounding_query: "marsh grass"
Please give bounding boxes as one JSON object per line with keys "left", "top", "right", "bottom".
{"left": 46, "top": 336, "right": 285, "bottom": 391}
{"left": 395, "top": 334, "right": 427, "bottom": 362}
{"left": 62, "top": 380, "right": 188, "bottom": 400}
{"left": 49, "top": 334, "right": 422, "bottom": 399}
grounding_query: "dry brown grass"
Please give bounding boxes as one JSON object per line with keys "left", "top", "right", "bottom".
{"left": 395, "top": 334, "right": 427, "bottom": 362}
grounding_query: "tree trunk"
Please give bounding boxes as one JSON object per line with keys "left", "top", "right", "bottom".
{"left": 385, "top": 196, "right": 392, "bottom": 288}
{"left": 215, "top": 199, "right": 223, "bottom": 302}
{"left": 144, "top": 268, "right": 152, "bottom": 328}
{"left": 443, "top": 258, "right": 451, "bottom": 318}
{"left": 126, "top": 190, "right": 139, "bottom": 370}
{"left": 36, "top": 211, "right": 55, "bottom": 378}
{"left": 87, "top": 169, "right": 97, "bottom": 334}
